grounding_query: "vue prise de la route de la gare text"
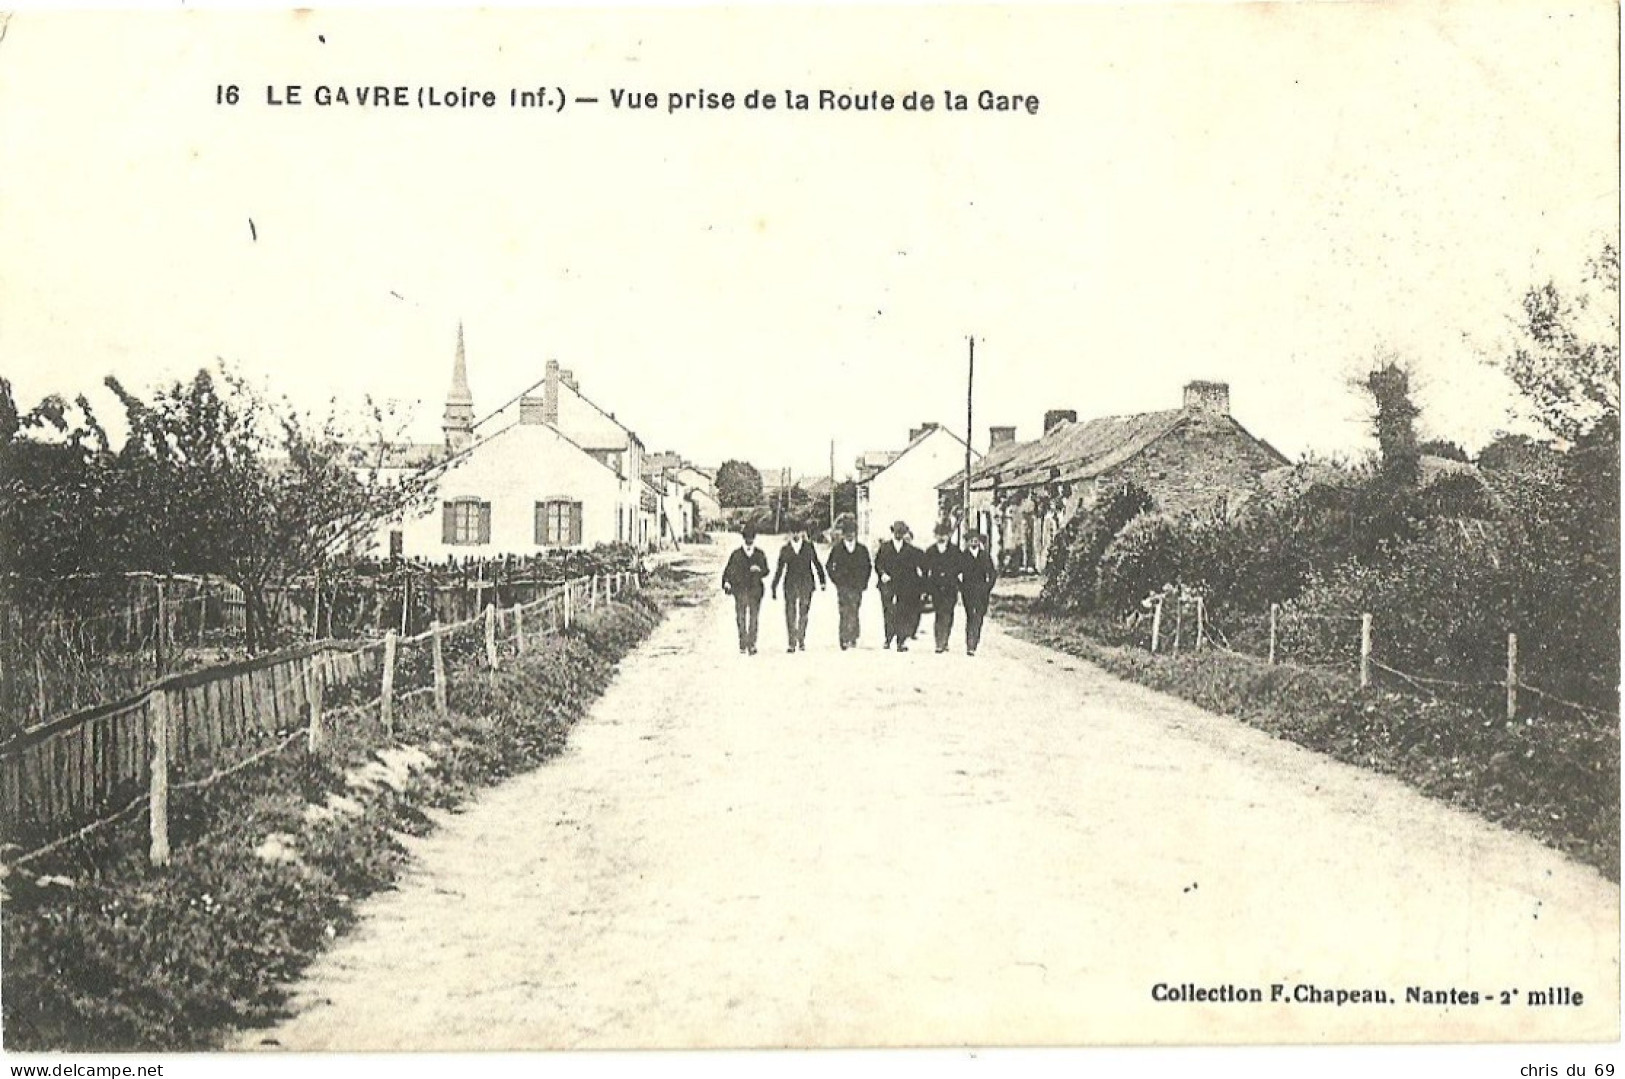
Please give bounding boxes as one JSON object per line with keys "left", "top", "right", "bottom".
{"left": 216, "top": 83, "right": 1043, "bottom": 115}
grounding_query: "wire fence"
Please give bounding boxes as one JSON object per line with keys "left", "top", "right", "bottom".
{"left": 1130, "top": 586, "right": 1619, "bottom": 724}
{"left": 1, "top": 552, "right": 643, "bottom": 736}
{"left": 0, "top": 570, "right": 643, "bottom": 868}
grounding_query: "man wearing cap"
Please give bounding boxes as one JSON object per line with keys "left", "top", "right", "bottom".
{"left": 824, "top": 514, "right": 872, "bottom": 650}
{"left": 920, "top": 522, "right": 966, "bottom": 653}
{"left": 771, "top": 526, "right": 827, "bottom": 652}
{"left": 960, "top": 530, "right": 999, "bottom": 656}
{"left": 873, "top": 519, "right": 923, "bottom": 651}
{"left": 721, "top": 528, "right": 770, "bottom": 654}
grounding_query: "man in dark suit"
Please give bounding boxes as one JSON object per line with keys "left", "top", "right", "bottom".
{"left": 873, "top": 519, "right": 922, "bottom": 651}
{"left": 721, "top": 528, "right": 770, "bottom": 654}
{"left": 824, "top": 514, "right": 872, "bottom": 650}
{"left": 961, "top": 530, "right": 999, "bottom": 656}
{"left": 771, "top": 526, "right": 827, "bottom": 652}
{"left": 920, "top": 521, "right": 966, "bottom": 653}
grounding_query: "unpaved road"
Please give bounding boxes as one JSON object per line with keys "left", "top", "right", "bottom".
{"left": 250, "top": 549, "right": 1618, "bottom": 1049}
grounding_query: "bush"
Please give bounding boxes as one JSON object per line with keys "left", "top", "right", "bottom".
{"left": 1096, "top": 513, "right": 1185, "bottom": 614}
{"left": 1038, "top": 481, "right": 1155, "bottom": 612}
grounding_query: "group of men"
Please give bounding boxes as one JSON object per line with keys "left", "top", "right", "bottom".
{"left": 719, "top": 517, "right": 999, "bottom": 656}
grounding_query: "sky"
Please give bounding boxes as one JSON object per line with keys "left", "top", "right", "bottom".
{"left": 0, "top": 2, "right": 1617, "bottom": 477}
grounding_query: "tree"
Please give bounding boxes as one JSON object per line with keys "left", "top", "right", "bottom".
{"left": 1501, "top": 240, "right": 1620, "bottom": 444}
{"left": 3, "top": 367, "right": 430, "bottom": 651}
{"left": 1417, "top": 438, "right": 1469, "bottom": 462}
{"left": 1365, "top": 360, "right": 1421, "bottom": 488}
{"left": 715, "top": 460, "right": 764, "bottom": 507}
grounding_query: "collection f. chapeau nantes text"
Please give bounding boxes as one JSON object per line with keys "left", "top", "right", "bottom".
{"left": 1151, "top": 983, "right": 1588, "bottom": 1008}
{"left": 215, "top": 83, "right": 1042, "bottom": 115}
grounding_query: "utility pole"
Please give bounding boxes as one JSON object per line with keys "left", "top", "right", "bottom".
{"left": 829, "top": 439, "right": 836, "bottom": 531}
{"left": 963, "top": 334, "right": 975, "bottom": 542}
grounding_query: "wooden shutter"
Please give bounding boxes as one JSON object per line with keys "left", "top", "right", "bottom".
{"left": 535, "top": 503, "right": 547, "bottom": 545}
{"left": 477, "top": 502, "right": 492, "bottom": 544}
{"left": 442, "top": 503, "right": 456, "bottom": 544}
{"left": 570, "top": 503, "right": 583, "bottom": 546}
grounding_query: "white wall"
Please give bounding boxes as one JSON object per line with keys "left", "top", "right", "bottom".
{"left": 860, "top": 430, "right": 975, "bottom": 547}
{"left": 376, "top": 423, "right": 627, "bottom": 558}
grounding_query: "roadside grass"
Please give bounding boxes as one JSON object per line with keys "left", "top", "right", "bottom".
{"left": 1, "top": 585, "right": 681, "bottom": 1052}
{"left": 997, "top": 596, "right": 1620, "bottom": 882}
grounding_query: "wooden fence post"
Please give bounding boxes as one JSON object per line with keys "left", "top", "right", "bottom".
{"left": 431, "top": 619, "right": 448, "bottom": 717}
{"left": 484, "top": 604, "right": 498, "bottom": 669}
{"left": 514, "top": 604, "right": 526, "bottom": 655}
{"left": 307, "top": 655, "right": 326, "bottom": 753}
{"left": 400, "top": 577, "right": 410, "bottom": 635}
{"left": 1506, "top": 632, "right": 1518, "bottom": 721}
{"left": 148, "top": 690, "right": 172, "bottom": 866}
{"left": 1268, "top": 603, "right": 1278, "bottom": 665}
{"left": 381, "top": 630, "right": 398, "bottom": 736}
{"left": 1359, "top": 613, "right": 1372, "bottom": 689}
{"left": 564, "top": 582, "right": 573, "bottom": 627}
{"left": 1195, "top": 596, "right": 1206, "bottom": 651}
{"left": 591, "top": 575, "right": 599, "bottom": 611}
{"left": 1149, "top": 597, "right": 1163, "bottom": 654}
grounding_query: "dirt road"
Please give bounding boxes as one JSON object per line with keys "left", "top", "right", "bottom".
{"left": 251, "top": 550, "right": 1618, "bottom": 1048}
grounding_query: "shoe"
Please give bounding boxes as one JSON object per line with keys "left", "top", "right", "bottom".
{"left": 799, "top": 643, "right": 807, "bottom": 652}
{"left": 787, "top": 646, "right": 796, "bottom": 653}
{"left": 897, "top": 643, "right": 909, "bottom": 653}
{"left": 967, "top": 649, "right": 976, "bottom": 656}
{"left": 840, "top": 643, "right": 849, "bottom": 651}
{"left": 749, "top": 646, "right": 758, "bottom": 655}
{"left": 936, "top": 646, "right": 947, "bottom": 653}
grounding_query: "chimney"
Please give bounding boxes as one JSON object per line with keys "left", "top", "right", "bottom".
{"left": 908, "top": 421, "right": 940, "bottom": 443}
{"left": 542, "top": 359, "right": 561, "bottom": 425}
{"left": 560, "top": 368, "right": 578, "bottom": 392}
{"left": 442, "top": 321, "right": 475, "bottom": 453}
{"left": 519, "top": 395, "right": 548, "bottom": 424}
{"left": 1183, "top": 380, "right": 1230, "bottom": 415}
{"left": 1043, "top": 409, "right": 1077, "bottom": 434}
{"left": 989, "top": 425, "right": 1017, "bottom": 447}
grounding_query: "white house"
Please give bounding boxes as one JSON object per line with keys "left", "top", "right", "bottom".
{"left": 372, "top": 327, "right": 659, "bottom": 557}
{"left": 855, "top": 423, "right": 979, "bottom": 546}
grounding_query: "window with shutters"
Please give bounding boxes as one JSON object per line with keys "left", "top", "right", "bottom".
{"left": 443, "top": 498, "right": 490, "bottom": 546}
{"left": 535, "top": 500, "right": 583, "bottom": 546}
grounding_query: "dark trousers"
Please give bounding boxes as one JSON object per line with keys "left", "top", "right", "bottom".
{"left": 931, "top": 592, "right": 957, "bottom": 651}
{"left": 836, "top": 588, "right": 863, "bottom": 647}
{"left": 964, "top": 593, "right": 990, "bottom": 653}
{"left": 783, "top": 586, "right": 813, "bottom": 648}
{"left": 880, "top": 586, "right": 917, "bottom": 645}
{"left": 733, "top": 592, "right": 762, "bottom": 650}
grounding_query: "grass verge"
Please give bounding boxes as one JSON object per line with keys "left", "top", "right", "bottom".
{"left": 998, "top": 596, "right": 1619, "bottom": 882}
{"left": 1, "top": 585, "right": 678, "bottom": 1052}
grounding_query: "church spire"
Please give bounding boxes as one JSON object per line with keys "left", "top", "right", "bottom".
{"left": 443, "top": 320, "right": 475, "bottom": 453}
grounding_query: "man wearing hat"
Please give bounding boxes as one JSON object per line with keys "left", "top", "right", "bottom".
{"left": 960, "top": 530, "right": 999, "bottom": 656}
{"left": 721, "top": 527, "right": 770, "bottom": 654}
{"left": 771, "top": 525, "right": 827, "bottom": 652}
{"left": 824, "top": 514, "right": 872, "bottom": 650}
{"left": 872, "top": 519, "right": 923, "bottom": 651}
{"left": 920, "top": 522, "right": 966, "bottom": 653}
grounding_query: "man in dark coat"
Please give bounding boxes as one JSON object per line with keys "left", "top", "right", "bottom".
{"left": 919, "top": 521, "right": 965, "bottom": 653}
{"left": 961, "top": 530, "right": 999, "bottom": 656}
{"left": 721, "top": 528, "right": 770, "bottom": 654}
{"left": 873, "top": 519, "right": 922, "bottom": 651}
{"left": 824, "top": 514, "right": 872, "bottom": 650}
{"left": 771, "top": 526, "right": 827, "bottom": 652}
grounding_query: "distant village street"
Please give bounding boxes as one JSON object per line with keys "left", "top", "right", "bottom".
{"left": 247, "top": 546, "right": 1618, "bottom": 1050}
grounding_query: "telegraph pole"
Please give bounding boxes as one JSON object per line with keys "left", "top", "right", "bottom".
{"left": 828, "top": 439, "right": 836, "bottom": 531}
{"left": 963, "top": 334, "right": 975, "bottom": 542}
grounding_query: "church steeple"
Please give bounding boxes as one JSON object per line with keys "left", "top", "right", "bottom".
{"left": 443, "top": 321, "right": 474, "bottom": 453}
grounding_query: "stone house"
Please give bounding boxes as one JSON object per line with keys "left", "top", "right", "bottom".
{"left": 939, "top": 381, "right": 1288, "bottom": 571}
